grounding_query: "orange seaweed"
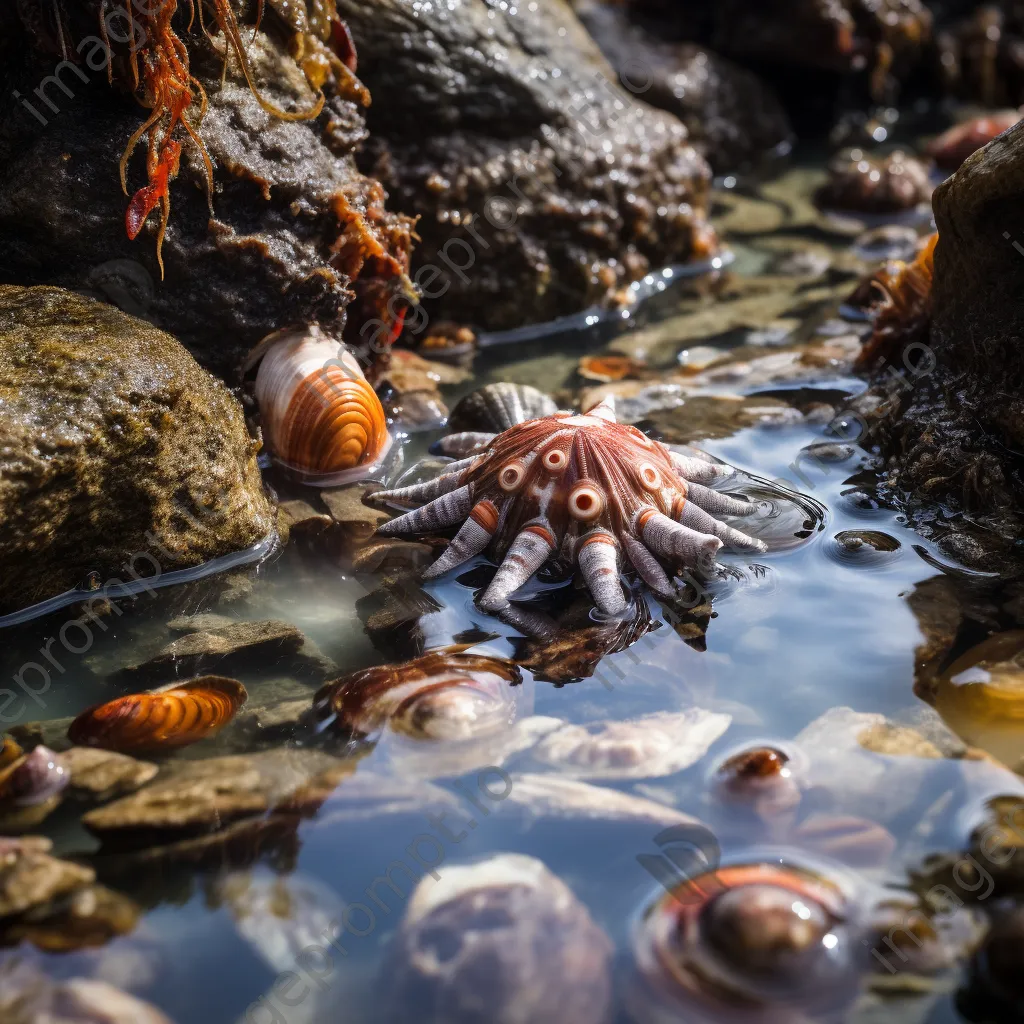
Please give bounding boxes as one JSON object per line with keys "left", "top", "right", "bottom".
{"left": 116, "top": 0, "right": 326, "bottom": 277}
{"left": 856, "top": 232, "right": 937, "bottom": 371}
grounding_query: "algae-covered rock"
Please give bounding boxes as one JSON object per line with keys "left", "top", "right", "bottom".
{"left": 0, "top": 286, "right": 274, "bottom": 617}
{"left": 338, "top": 0, "right": 716, "bottom": 332}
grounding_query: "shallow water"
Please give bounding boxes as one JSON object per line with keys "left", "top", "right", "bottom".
{"left": 3, "top": 163, "right": 1022, "bottom": 1024}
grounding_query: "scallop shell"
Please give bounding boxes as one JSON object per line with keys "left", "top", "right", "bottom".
{"left": 67, "top": 676, "right": 247, "bottom": 755}
{"left": 250, "top": 325, "right": 391, "bottom": 485}
{"left": 448, "top": 383, "right": 558, "bottom": 434}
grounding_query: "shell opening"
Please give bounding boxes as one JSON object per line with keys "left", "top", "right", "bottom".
{"left": 569, "top": 483, "right": 605, "bottom": 521}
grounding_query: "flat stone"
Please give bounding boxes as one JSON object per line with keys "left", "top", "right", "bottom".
{"left": 321, "top": 484, "right": 391, "bottom": 536}
{"left": 61, "top": 747, "right": 159, "bottom": 802}
{"left": 0, "top": 837, "right": 95, "bottom": 919}
{"left": 351, "top": 538, "right": 439, "bottom": 573}
{"left": 82, "top": 749, "right": 349, "bottom": 839}
{"left": 277, "top": 499, "right": 333, "bottom": 546}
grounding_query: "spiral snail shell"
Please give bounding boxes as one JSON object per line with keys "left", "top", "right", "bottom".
{"left": 248, "top": 325, "right": 392, "bottom": 485}
{"left": 67, "top": 676, "right": 247, "bottom": 755}
{"left": 632, "top": 860, "right": 861, "bottom": 1022}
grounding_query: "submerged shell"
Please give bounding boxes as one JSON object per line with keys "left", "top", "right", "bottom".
{"left": 67, "top": 676, "right": 247, "bottom": 754}
{"left": 529, "top": 710, "right": 731, "bottom": 780}
{"left": 251, "top": 326, "right": 391, "bottom": 485}
{"left": 0, "top": 745, "right": 69, "bottom": 807}
{"left": 934, "top": 631, "right": 1024, "bottom": 766}
{"left": 310, "top": 651, "right": 523, "bottom": 741}
{"left": 709, "top": 744, "right": 804, "bottom": 819}
{"left": 388, "top": 854, "right": 613, "bottom": 1024}
{"left": 448, "top": 382, "right": 558, "bottom": 433}
{"left": 632, "top": 860, "right": 860, "bottom": 1021}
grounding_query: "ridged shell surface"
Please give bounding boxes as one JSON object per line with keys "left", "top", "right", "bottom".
{"left": 67, "top": 676, "right": 248, "bottom": 754}
{"left": 254, "top": 326, "right": 391, "bottom": 484}
{"left": 448, "top": 383, "right": 559, "bottom": 433}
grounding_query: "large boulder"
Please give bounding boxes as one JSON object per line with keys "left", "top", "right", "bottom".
{"left": 337, "top": 0, "right": 716, "bottom": 332}
{"left": 0, "top": 286, "right": 275, "bottom": 617}
{"left": 862, "top": 119, "right": 1024, "bottom": 569}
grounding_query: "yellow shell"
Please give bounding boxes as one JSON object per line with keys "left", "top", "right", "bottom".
{"left": 252, "top": 326, "right": 391, "bottom": 484}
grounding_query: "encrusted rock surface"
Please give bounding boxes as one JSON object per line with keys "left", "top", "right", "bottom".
{"left": 0, "top": 286, "right": 274, "bottom": 617}
{"left": 339, "top": 0, "right": 716, "bottom": 332}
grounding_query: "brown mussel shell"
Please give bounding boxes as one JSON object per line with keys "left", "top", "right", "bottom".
{"left": 635, "top": 861, "right": 859, "bottom": 1020}
{"left": 67, "top": 676, "right": 247, "bottom": 755}
{"left": 310, "top": 651, "right": 522, "bottom": 740}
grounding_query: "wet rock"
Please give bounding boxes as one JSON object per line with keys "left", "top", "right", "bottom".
{"left": 861, "top": 120, "right": 1024, "bottom": 570}
{"left": 277, "top": 500, "right": 334, "bottom": 547}
{"left": 81, "top": 749, "right": 348, "bottom": 843}
{"left": 321, "top": 484, "right": 391, "bottom": 541}
{"left": 0, "top": 837, "right": 95, "bottom": 920}
{"left": 60, "top": 748, "right": 159, "bottom": 803}
{"left": 0, "top": 287, "right": 274, "bottom": 618}
{"left": 339, "top": 0, "right": 716, "bottom": 332}
{"left": 815, "top": 149, "right": 932, "bottom": 214}
{"left": 386, "top": 854, "right": 613, "bottom": 1024}
{"left": 122, "top": 619, "right": 336, "bottom": 679}
{"left": 4, "top": 882, "right": 141, "bottom": 952}
{"left": 575, "top": 0, "right": 792, "bottom": 172}
{"left": 0, "top": 14, "right": 414, "bottom": 378}
{"left": 0, "top": 963, "right": 172, "bottom": 1024}
{"left": 350, "top": 538, "right": 439, "bottom": 573}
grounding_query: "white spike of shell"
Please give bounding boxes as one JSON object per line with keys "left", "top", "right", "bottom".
{"left": 251, "top": 326, "right": 391, "bottom": 486}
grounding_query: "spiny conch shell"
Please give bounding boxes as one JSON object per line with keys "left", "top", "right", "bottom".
{"left": 386, "top": 853, "right": 614, "bottom": 1024}
{"left": 247, "top": 325, "right": 392, "bottom": 485}
{"left": 306, "top": 651, "right": 544, "bottom": 776}
{"left": 67, "top": 676, "right": 247, "bottom": 755}
{"left": 630, "top": 859, "right": 863, "bottom": 1024}
{"left": 447, "top": 382, "right": 558, "bottom": 434}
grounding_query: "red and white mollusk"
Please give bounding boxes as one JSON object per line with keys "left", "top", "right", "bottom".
{"left": 373, "top": 401, "right": 765, "bottom": 614}
{"left": 249, "top": 325, "right": 392, "bottom": 485}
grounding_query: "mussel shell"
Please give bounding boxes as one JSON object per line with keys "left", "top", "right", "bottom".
{"left": 448, "top": 383, "right": 558, "bottom": 433}
{"left": 251, "top": 326, "right": 391, "bottom": 485}
{"left": 635, "top": 860, "right": 860, "bottom": 1019}
{"left": 67, "top": 676, "right": 247, "bottom": 754}
{"left": 0, "top": 745, "right": 69, "bottom": 808}
{"left": 311, "top": 651, "right": 522, "bottom": 740}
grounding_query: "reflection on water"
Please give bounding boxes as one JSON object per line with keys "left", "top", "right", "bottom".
{"left": 3, "top": 168, "right": 1024, "bottom": 1024}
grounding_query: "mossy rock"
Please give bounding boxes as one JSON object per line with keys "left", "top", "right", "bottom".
{"left": 0, "top": 285, "right": 274, "bottom": 616}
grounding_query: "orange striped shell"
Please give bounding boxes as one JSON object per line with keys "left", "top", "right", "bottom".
{"left": 67, "top": 676, "right": 247, "bottom": 755}
{"left": 252, "top": 326, "right": 391, "bottom": 484}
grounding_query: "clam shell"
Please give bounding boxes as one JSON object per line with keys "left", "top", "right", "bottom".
{"left": 389, "top": 854, "right": 613, "bottom": 1024}
{"left": 251, "top": 326, "right": 391, "bottom": 486}
{"left": 448, "top": 383, "right": 558, "bottom": 433}
{"left": 311, "top": 651, "right": 522, "bottom": 740}
{"left": 67, "top": 676, "right": 247, "bottom": 755}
